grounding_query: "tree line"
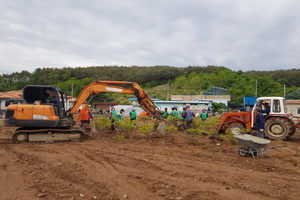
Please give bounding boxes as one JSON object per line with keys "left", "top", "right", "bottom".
{"left": 1, "top": 65, "right": 300, "bottom": 104}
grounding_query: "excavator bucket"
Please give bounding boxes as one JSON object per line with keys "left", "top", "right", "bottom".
{"left": 86, "top": 124, "right": 98, "bottom": 133}
{"left": 79, "top": 123, "right": 98, "bottom": 133}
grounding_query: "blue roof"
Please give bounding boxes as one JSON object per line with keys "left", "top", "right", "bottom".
{"left": 128, "top": 98, "right": 211, "bottom": 104}
{"left": 128, "top": 98, "right": 162, "bottom": 101}
{"left": 154, "top": 100, "right": 211, "bottom": 104}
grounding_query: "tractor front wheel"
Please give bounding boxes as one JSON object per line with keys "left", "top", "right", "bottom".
{"left": 229, "top": 123, "right": 246, "bottom": 135}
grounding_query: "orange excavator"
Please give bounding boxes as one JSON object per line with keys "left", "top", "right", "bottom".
{"left": 4, "top": 81, "right": 163, "bottom": 143}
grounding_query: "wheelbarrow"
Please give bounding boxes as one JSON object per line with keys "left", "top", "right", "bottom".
{"left": 234, "top": 134, "right": 287, "bottom": 158}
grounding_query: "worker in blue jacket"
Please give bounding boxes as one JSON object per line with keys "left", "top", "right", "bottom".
{"left": 182, "top": 106, "right": 195, "bottom": 133}
{"left": 254, "top": 107, "right": 265, "bottom": 138}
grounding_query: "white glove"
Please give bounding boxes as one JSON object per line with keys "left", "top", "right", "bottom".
{"left": 260, "top": 129, "right": 264, "bottom": 132}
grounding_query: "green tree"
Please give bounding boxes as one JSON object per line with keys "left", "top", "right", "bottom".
{"left": 211, "top": 102, "right": 227, "bottom": 113}
{"left": 114, "top": 97, "right": 132, "bottom": 105}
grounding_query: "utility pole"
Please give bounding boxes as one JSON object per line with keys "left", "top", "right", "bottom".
{"left": 71, "top": 82, "right": 74, "bottom": 97}
{"left": 284, "top": 84, "right": 286, "bottom": 96}
{"left": 255, "top": 79, "right": 258, "bottom": 97}
{"left": 167, "top": 81, "right": 170, "bottom": 100}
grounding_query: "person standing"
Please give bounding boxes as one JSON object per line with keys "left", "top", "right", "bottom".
{"left": 129, "top": 108, "right": 137, "bottom": 123}
{"left": 80, "top": 108, "right": 93, "bottom": 127}
{"left": 254, "top": 107, "right": 265, "bottom": 138}
{"left": 200, "top": 110, "right": 208, "bottom": 121}
{"left": 171, "top": 107, "right": 179, "bottom": 119}
{"left": 104, "top": 108, "right": 110, "bottom": 118}
{"left": 180, "top": 107, "right": 186, "bottom": 120}
{"left": 109, "top": 107, "right": 117, "bottom": 130}
{"left": 110, "top": 107, "right": 117, "bottom": 121}
{"left": 162, "top": 108, "right": 169, "bottom": 119}
{"left": 117, "top": 109, "right": 125, "bottom": 121}
{"left": 182, "top": 106, "right": 195, "bottom": 132}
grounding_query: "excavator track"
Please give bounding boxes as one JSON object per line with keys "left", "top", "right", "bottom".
{"left": 12, "top": 128, "right": 85, "bottom": 143}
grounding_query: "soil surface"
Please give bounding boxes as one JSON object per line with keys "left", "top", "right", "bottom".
{"left": 1, "top": 119, "right": 300, "bottom": 200}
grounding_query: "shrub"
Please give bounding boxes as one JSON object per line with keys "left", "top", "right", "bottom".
{"left": 190, "top": 116, "right": 220, "bottom": 135}
{"left": 94, "top": 116, "right": 112, "bottom": 130}
{"left": 165, "top": 126, "right": 177, "bottom": 133}
{"left": 115, "top": 118, "right": 136, "bottom": 134}
{"left": 138, "top": 122, "right": 156, "bottom": 140}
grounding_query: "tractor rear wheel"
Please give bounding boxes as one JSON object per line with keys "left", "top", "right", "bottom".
{"left": 265, "top": 118, "right": 294, "bottom": 140}
{"left": 229, "top": 123, "right": 246, "bottom": 135}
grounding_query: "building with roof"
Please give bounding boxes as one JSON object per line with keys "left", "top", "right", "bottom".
{"left": 285, "top": 89, "right": 300, "bottom": 100}
{"left": 127, "top": 98, "right": 161, "bottom": 105}
{"left": 170, "top": 94, "right": 230, "bottom": 105}
{"left": 171, "top": 86, "right": 231, "bottom": 106}
{"left": 0, "top": 90, "right": 23, "bottom": 114}
{"left": 112, "top": 105, "right": 144, "bottom": 117}
{"left": 154, "top": 100, "right": 212, "bottom": 114}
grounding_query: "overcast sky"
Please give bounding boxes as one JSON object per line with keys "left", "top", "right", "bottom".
{"left": 1, "top": 0, "right": 300, "bottom": 74}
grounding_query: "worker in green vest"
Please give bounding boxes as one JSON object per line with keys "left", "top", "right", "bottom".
{"left": 110, "top": 107, "right": 117, "bottom": 130}
{"left": 171, "top": 107, "right": 179, "bottom": 118}
{"left": 129, "top": 108, "right": 137, "bottom": 123}
{"left": 117, "top": 109, "right": 125, "bottom": 121}
{"left": 162, "top": 108, "right": 169, "bottom": 118}
{"left": 200, "top": 109, "right": 209, "bottom": 121}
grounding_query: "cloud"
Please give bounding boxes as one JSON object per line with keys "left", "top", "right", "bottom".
{"left": 1, "top": 0, "right": 300, "bottom": 74}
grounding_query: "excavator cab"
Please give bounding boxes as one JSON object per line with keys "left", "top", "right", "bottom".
{"left": 4, "top": 85, "right": 67, "bottom": 128}
{"left": 22, "top": 85, "right": 66, "bottom": 118}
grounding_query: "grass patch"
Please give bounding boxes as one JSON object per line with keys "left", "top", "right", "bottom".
{"left": 138, "top": 122, "right": 156, "bottom": 140}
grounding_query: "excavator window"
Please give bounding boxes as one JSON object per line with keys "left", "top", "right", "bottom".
{"left": 22, "top": 85, "right": 66, "bottom": 117}
{"left": 44, "top": 89, "right": 58, "bottom": 104}
{"left": 41, "top": 93, "right": 50, "bottom": 104}
{"left": 23, "top": 86, "right": 45, "bottom": 104}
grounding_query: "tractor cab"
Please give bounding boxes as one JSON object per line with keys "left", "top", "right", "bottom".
{"left": 251, "top": 97, "right": 288, "bottom": 127}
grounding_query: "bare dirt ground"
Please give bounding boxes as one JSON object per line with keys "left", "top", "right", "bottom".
{"left": 1, "top": 119, "right": 300, "bottom": 200}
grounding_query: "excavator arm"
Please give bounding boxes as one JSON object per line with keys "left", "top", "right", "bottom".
{"left": 67, "top": 81, "right": 163, "bottom": 120}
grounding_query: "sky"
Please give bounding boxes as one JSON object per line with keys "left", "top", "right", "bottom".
{"left": 1, "top": 0, "right": 300, "bottom": 74}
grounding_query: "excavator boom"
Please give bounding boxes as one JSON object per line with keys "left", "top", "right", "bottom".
{"left": 67, "top": 81, "right": 163, "bottom": 120}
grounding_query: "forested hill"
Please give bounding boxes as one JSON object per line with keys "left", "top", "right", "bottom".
{"left": 1, "top": 65, "right": 300, "bottom": 104}
{"left": 243, "top": 69, "right": 300, "bottom": 88}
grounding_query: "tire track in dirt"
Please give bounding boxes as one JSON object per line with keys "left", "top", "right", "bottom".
{"left": 2, "top": 142, "right": 119, "bottom": 199}
{"left": 84, "top": 138, "right": 300, "bottom": 200}
{"left": 1, "top": 133, "right": 300, "bottom": 200}
{"left": 46, "top": 141, "right": 166, "bottom": 200}
{"left": 42, "top": 140, "right": 273, "bottom": 199}
{"left": 75, "top": 139, "right": 300, "bottom": 199}
{"left": 0, "top": 145, "right": 39, "bottom": 200}
{"left": 15, "top": 141, "right": 162, "bottom": 199}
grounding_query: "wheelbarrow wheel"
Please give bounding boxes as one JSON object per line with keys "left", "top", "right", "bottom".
{"left": 238, "top": 147, "right": 251, "bottom": 157}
